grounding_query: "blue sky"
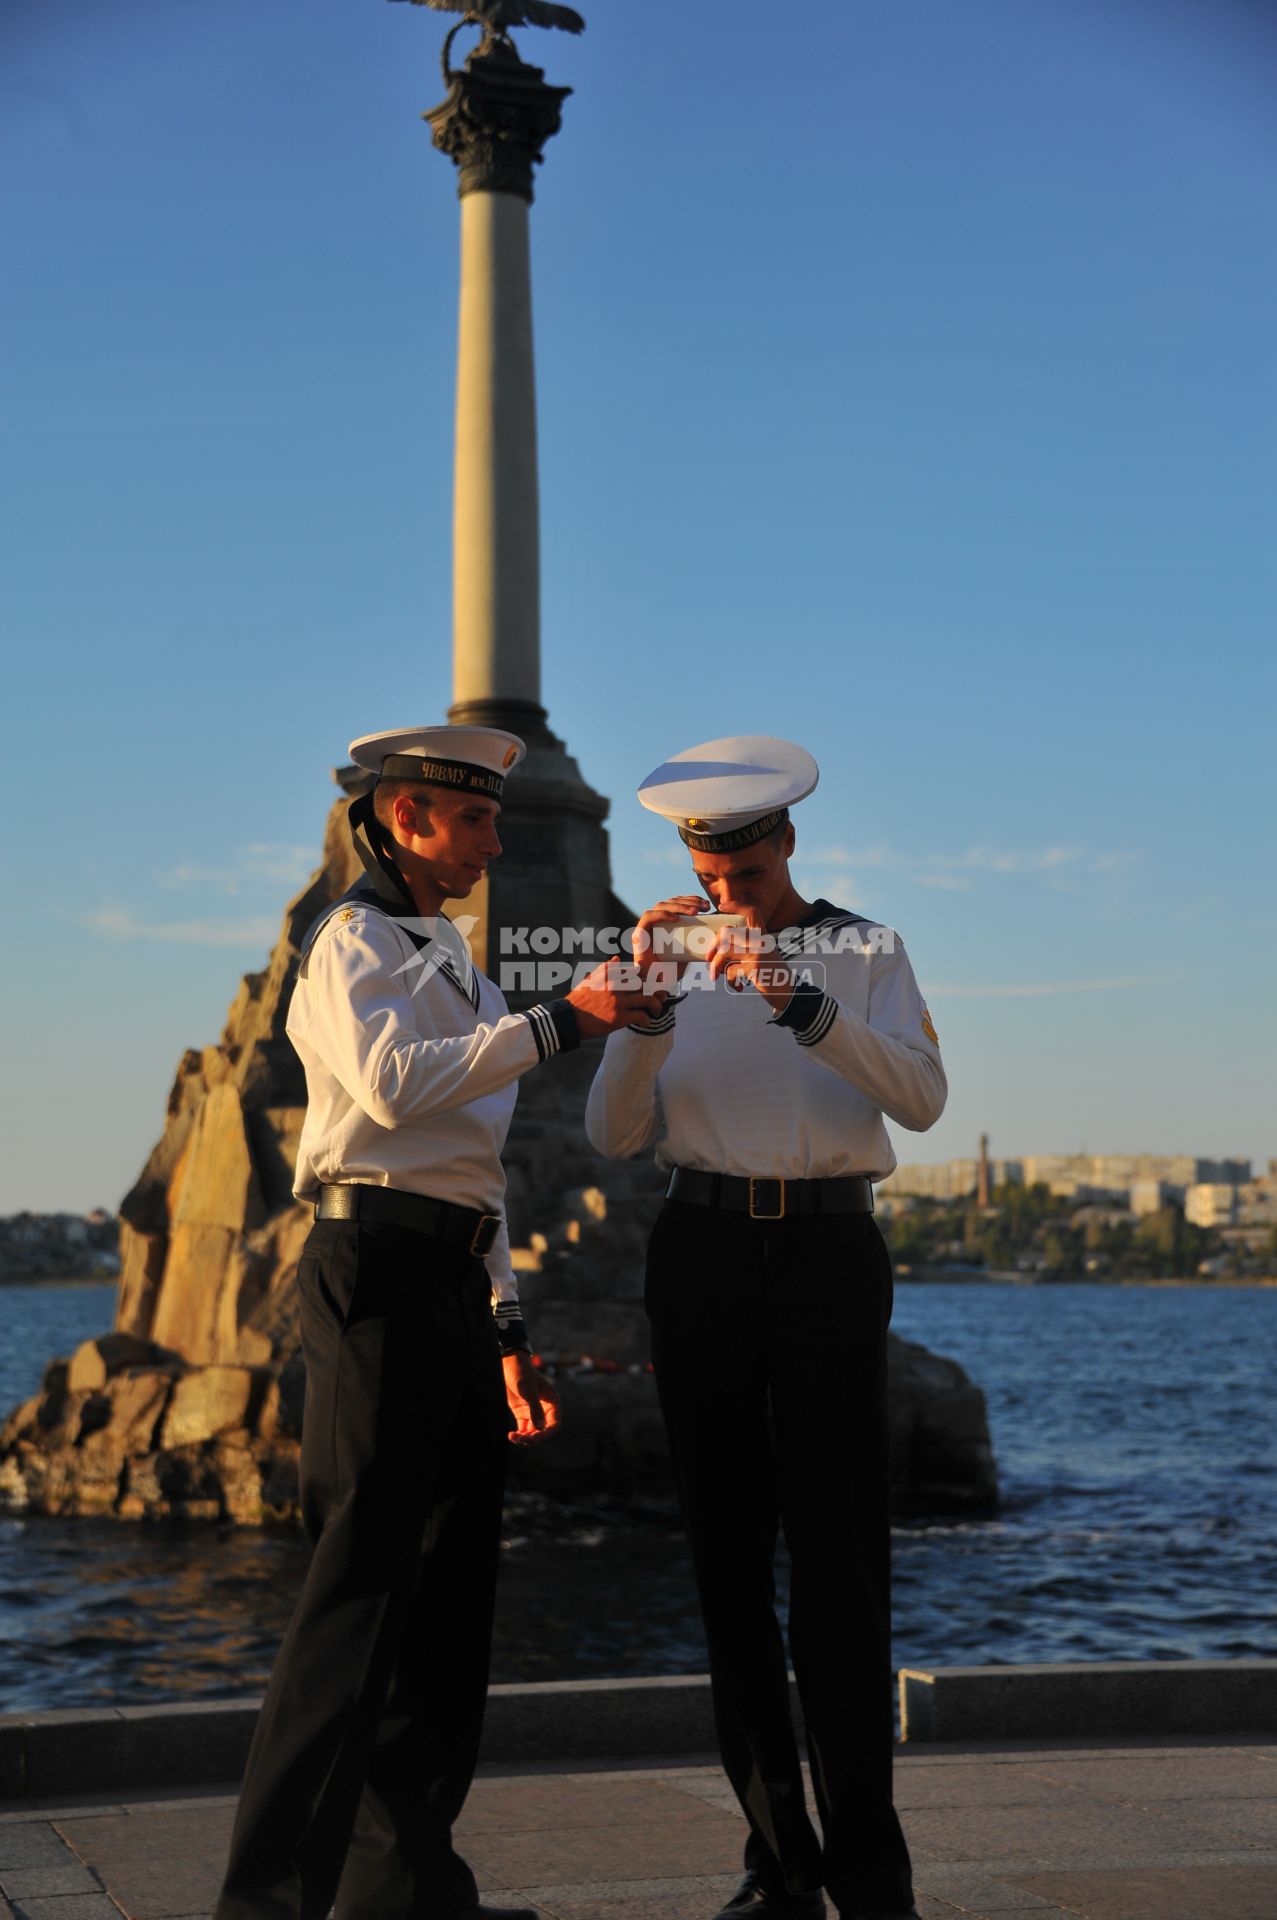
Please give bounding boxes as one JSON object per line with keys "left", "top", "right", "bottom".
{"left": 3, "top": 0, "right": 1274, "bottom": 1212}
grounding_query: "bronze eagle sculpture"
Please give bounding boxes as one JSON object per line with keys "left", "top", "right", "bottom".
{"left": 389, "top": 0, "right": 586, "bottom": 34}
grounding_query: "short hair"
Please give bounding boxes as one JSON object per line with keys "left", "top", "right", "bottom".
{"left": 372, "top": 778, "right": 437, "bottom": 833}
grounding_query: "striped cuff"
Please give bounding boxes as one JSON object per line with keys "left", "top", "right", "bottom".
{"left": 771, "top": 982, "right": 838, "bottom": 1047}
{"left": 525, "top": 999, "right": 582, "bottom": 1060}
{"left": 492, "top": 1298, "right": 532, "bottom": 1356}
{"left": 631, "top": 992, "right": 684, "bottom": 1037}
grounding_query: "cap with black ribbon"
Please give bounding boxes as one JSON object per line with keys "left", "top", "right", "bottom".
{"left": 637, "top": 735, "right": 819, "bottom": 852}
{"left": 349, "top": 725, "right": 526, "bottom": 798}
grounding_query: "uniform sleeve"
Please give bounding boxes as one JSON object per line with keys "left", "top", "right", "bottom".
{"left": 289, "top": 911, "right": 576, "bottom": 1129}
{"left": 584, "top": 1010, "right": 677, "bottom": 1159}
{"left": 484, "top": 1220, "right": 532, "bottom": 1356}
{"left": 772, "top": 936, "right": 947, "bottom": 1132}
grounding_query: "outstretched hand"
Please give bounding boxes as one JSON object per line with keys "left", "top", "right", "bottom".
{"left": 566, "top": 957, "right": 676, "bottom": 1038}
{"left": 503, "top": 1353, "right": 560, "bottom": 1445}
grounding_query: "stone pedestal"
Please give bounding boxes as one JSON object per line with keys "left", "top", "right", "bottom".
{"left": 451, "top": 711, "right": 633, "bottom": 1001}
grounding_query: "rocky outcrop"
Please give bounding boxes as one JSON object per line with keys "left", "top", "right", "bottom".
{"left": 110, "top": 792, "right": 361, "bottom": 1367}
{"left": 0, "top": 784, "right": 998, "bottom": 1523}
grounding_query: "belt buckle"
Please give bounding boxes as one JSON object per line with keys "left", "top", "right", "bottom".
{"left": 749, "top": 1177, "right": 785, "bottom": 1220}
{"left": 470, "top": 1213, "right": 500, "bottom": 1257}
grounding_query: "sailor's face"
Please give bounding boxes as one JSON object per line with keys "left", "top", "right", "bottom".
{"left": 414, "top": 793, "right": 503, "bottom": 897}
{"left": 692, "top": 837, "right": 790, "bottom": 922}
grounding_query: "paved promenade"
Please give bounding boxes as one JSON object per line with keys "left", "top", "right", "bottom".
{"left": 3, "top": 1737, "right": 1276, "bottom": 1920}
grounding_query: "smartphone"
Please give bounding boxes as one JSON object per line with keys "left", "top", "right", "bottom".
{"left": 655, "top": 912, "right": 749, "bottom": 960}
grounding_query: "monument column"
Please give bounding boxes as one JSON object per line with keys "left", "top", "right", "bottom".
{"left": 416, "top": 16, "right": 630, "bottom": 994}
{"left": 427, "top": 32, "right": 569, "bottom": 734}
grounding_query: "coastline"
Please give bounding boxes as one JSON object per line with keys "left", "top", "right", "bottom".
{"left": 5, "top": 1663, "right": 1277, "bottom": 1798}
{"left": 0, "top": 1275, "right": 119, "bottom": 1290}
{"left": 897, "top": 1266, "right": 1277, "bottom": 1287}
{"left": 6, "top": 1271, "right": 1277, "bottom": 1291}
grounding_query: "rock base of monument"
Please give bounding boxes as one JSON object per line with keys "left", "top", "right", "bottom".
{"left": 0, "top": 1313, "right": 996, "bottom": 1523}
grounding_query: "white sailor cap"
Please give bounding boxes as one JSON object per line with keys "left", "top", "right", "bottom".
{"left": 637, "top": 736, "right": 819, "bottom": 853}
{"left": 348, "top": 725, "right": 525, "bottom": 800}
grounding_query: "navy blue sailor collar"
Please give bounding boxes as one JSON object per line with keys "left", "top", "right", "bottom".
{"left": 296, "top": 791, "right": 480, "bottom": 1010}
{"left": 775, "top": 896, "right": 870, "bottom": 957}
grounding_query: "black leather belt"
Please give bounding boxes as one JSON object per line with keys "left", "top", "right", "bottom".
{"left": 315, "top": 1184, "right": 502, "bottom": 1257}
{"left": 665, "top": 1166, "right": 874, "bottom": 1220}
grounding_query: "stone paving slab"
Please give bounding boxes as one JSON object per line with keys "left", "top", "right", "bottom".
{"left": 1009, "top": 1863, "right": 1277, "bottom": 1918}
{"left": 0, "top": 1741, "right": 1274, "bottom": 1919}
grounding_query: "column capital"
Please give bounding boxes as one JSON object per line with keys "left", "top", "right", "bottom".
{"left": 426, "top": 38, "right": 571, "bottom": 203}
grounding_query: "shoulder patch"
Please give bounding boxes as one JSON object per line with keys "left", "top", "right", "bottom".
{"left": 921, "top": 1006, "right": 939, "bottom": 1045}
{"left": 297, "top": 897, "right": 376, "bottom": 979}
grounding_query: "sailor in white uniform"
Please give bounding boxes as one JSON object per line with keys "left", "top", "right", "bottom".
{"left": 217, "top": 726, "right": 659, "bottom": 1920}
{"left": 585, "top": 737, "right": 945, "bottom": 1920}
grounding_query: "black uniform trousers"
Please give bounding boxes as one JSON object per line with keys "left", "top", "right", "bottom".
{"left": 644, "top": 1199, "right": 913, "bottom": 1918}
{"left": 215, "top": 1219, "right": 510, "bottom": 1920}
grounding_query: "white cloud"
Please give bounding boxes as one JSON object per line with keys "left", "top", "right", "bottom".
{"left": 794, "top": 841, "right": 1130, "bottom": 887}
{"left": 157, "top": 843, "right": 316, "bottom": 896}
{"left": 159, "top": 862, "right": 240, "bottom": 895}
{"left": 243, "top": 843, "right": 317, "bottom": 884}
{"left": 931, "top": 975, "right": 1157, "bottom": 999}
{"left": 84, "top": 906, "right": 278, "bottom": 950}
{"left": 799, "top": 844, "right": 857, "bottom": 866}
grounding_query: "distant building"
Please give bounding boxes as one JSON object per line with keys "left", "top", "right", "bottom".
{"left": 1237, "top": 1181, "right": 1277, "bottom": 1228}
{"left": 1020, "top": 1154, "right": 1084, "bottom": 1190}
{"left": 882, "top": 1158, "right": 1023, "bottom": 1200}
{"left": 1040, "top": 1179, "right": 1128, "bottom": 1204}
{"left": 1194, "top": 1157, "right": 1253, "bottom": 1186}
{"left": 0, "top": 1209, "right": 121, "bottom": 1282}
{"left": 1130, "top": 1179, "right": 1183, "bottom": 1217}
{"left": 1185, "top": 1184, "right": 1240, "bottom": 1228}
{"left": 1023, "top": 1153, "right": 1252, "bottom": 1197}
{"left": 882, "top": 1151, "right": 1260, "bottom": 1210}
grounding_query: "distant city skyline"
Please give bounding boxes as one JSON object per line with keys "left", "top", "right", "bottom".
{"left": 886, "top": 1147, "right": 1266, "bottom": 1190}
{"left": 3, "top": 0, "right": 1274, "bottom": 1211}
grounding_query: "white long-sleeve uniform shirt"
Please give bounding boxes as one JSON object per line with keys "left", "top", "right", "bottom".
{"left": 585, "top": 902, "right": 946, "bottom": 1181}
{"left": 288, "top": 899, "right": 573, "bottom": 1323}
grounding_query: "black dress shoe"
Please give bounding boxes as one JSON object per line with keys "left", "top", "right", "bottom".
{"left": 714, "top": 1871, "right": 826, "bottom": 1919}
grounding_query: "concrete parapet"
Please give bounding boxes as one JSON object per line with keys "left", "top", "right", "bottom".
{"left": 899, "top": 1659, "right": 1277, "bottom": 1742}
{"left": 7, "top": 1663, "right": 1277, "bottom": 1798}
{"left": 0, "top": 1699, "right": 257, "bottom": 1800}
{"left": 0, "top": 1676, "right": 732, "bottom": 1799}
